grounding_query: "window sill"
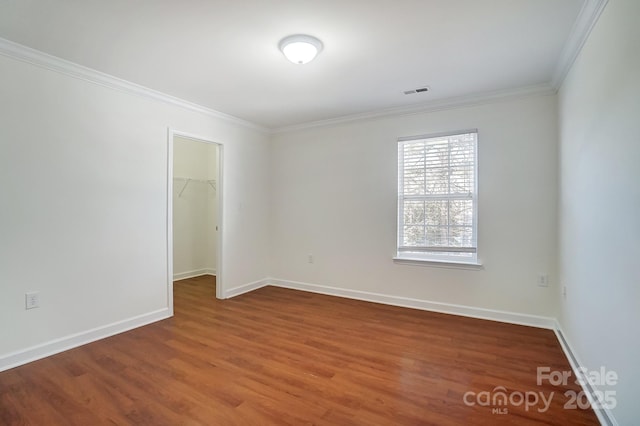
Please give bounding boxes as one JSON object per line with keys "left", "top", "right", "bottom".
{"left": 393, "top": 257, "right": 484, "bottom": 270}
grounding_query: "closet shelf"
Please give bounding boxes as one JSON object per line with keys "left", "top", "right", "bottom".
{"left": 174, "top": 177, "right": 216, "bottom": 197}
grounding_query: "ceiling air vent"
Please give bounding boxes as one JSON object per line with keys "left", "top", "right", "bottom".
{"left": 403, "top": 86, "right": 430, "bottom": 95}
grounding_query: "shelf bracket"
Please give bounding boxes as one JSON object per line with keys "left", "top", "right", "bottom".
{"left": 178, "top": 178, "right": 191, "bottom": 197}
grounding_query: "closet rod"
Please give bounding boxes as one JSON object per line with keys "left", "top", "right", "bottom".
{"left": 174, "top": 177, "right": 216, "bottom": 197}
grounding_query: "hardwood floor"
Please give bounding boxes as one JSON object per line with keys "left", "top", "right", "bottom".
{"left": 1, "top": 276, "right": 599, "bottom": 425}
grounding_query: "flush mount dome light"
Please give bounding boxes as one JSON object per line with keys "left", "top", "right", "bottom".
{"left": 279, "top": 34, "right": 323, "bottom": 64}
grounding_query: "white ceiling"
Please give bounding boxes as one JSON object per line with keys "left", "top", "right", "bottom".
{"left": 0, "top": 0, "right": 586, "bottom": 130}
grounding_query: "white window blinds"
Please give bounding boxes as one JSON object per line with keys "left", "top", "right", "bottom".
{"left": 397, "top": 130, "right": 478, "bottom": 262}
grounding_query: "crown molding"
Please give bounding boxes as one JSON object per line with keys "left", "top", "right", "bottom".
{"left": 551, "top": 0, "right": 609, "bottom": 89}
{"left": 2, "top": 0, "right": 605, "bottom": 138}
{"left": 273, "top": 83, "right": 556, "bottom": 134}
{"left": 0, "top": 37, "right": 269, "bottom": 134}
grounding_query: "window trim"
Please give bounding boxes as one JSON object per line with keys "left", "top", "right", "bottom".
{"left": 392, "top": 256, "right": 484, "bottom": 269}
{"left": 396, "top": 129, "right": 479, "bottom": 265}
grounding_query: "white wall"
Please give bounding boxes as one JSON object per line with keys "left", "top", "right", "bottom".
{"left": 0, "top": 52, "right": 270, "bottom": 363}
{"left": 173, "top": 136, "right": 218, "bottom": 277}
{"left": 558, "top": 1, "right": 640, "bottom": 424}
{"left": 270, "top": 94, "right": 559, "bottom": 318}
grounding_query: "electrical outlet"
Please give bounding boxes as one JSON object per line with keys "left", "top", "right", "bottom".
{"left": 25, "top": 292, "right": 40, "bottom": 310}
{"left": 308, "top": 254, "right": 314, "bottom": 264}
{"left": 537, "top": 273, "right": 549, "bottom": 287}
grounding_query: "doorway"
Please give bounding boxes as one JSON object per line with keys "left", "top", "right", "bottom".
{"left": 167, "top": 129, "right": 223, "bottom": 314}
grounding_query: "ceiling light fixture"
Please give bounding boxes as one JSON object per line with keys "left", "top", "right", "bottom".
{"left": 279, "top": 34, "right": 323, "bottom": 65}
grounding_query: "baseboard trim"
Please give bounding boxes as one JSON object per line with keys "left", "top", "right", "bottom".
{"left": 173, "top": 268, "right": 216, "bottom": 280}
{"left": 224, "top": 278, "right": 270, "bottom": 299}
{"left": 0, "top": 308, "right": 171, "bottom": 373}
{"left": 1, "top": 277, "right": 615, "bottom": 426}
{"left": 268, "top": 278, "right": 556, "bottom": 329}
{"left": 553, "top": 321, "right": 617, "bottom": 426}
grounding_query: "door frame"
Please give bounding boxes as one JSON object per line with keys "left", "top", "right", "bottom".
{"left": 167, "top": 128, "right": 224, "bottom": 315}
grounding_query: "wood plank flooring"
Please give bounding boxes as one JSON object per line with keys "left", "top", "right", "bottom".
{"left": 1, "top": 276, "right": 599, "bottom": 425}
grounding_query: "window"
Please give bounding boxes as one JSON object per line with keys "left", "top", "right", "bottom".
{"left": 397, "top": 130, "right": 478, "bottom": 264}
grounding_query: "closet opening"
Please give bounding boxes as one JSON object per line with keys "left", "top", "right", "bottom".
{"left": 167, "top": 129, "right": 223, "bottom": 314}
